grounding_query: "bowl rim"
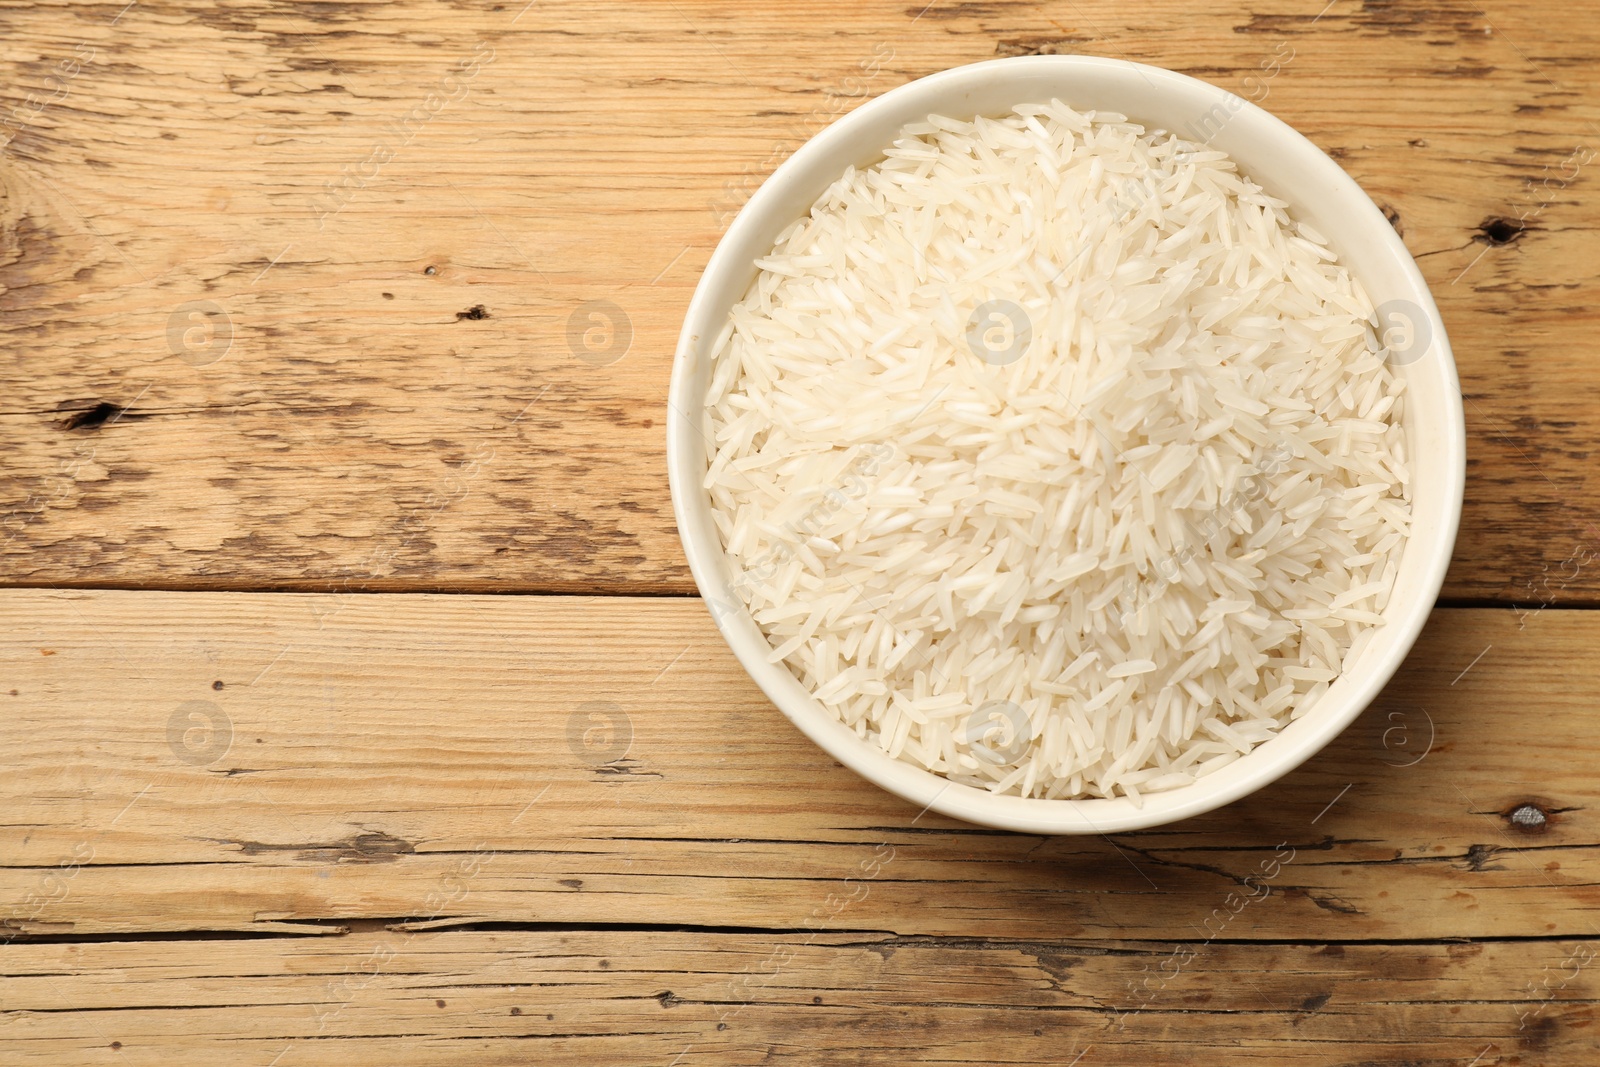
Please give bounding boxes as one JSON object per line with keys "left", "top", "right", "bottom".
{"left": 666, "top": 54, "right": 1466, "bottom": 834}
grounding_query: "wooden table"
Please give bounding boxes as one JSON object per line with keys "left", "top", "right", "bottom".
{"left": 2, "top": 1, "right": 1597, "bottom": 1062}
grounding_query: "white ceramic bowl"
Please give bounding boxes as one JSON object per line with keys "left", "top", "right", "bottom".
{"left": 667, "top": 56, "right": 1465, "bottom": 833}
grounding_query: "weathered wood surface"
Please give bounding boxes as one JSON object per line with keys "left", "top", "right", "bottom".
{"left": 3, "top": 931, "right": 1592, "bottom": 1065}
{"left": 0, "top": 591, "right": 1590, "bottom": 945}
{"left": 4, "top": 1, "right": 1600, "bottom": 1063}
{"left": 0, "top": 0, "right": 1597, "bottom": 600}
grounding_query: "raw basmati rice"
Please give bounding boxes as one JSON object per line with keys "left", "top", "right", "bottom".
{"left": 702, "top": 101, "right": 1412, "bottom": 803}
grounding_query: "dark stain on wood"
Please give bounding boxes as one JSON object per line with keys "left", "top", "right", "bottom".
{"left": 1463, "top": 844, "right": 1508, "bottom": 871}
{"left": 1522, "top": 1012, "right": 1559, "bottom": 1052}
{"left": 222, "top": 830, "right": 416, "bottom": 864}
{"left": 1306, "top": 893, "right": 1361, "bottom": 915}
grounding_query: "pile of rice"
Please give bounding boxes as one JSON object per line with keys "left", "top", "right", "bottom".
{"left": 702, "top": 101, "right": 1411, "bottom": 803}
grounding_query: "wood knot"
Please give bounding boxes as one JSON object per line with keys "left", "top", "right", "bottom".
{"left": 1507, "top": 802, "right": 1548, "bottom": 834}
{"left": 60, "top": 401, "right": 124, "bottom": 430}
{"left": 1464, "top": 843, "right": 1506, "bottom": 871}
{"left": 1477, "top": 216, "right": 1523, "bottom": 246}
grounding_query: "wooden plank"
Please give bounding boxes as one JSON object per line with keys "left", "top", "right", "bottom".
{"left": 0, "top": 1, "right": 1597, "bottom": 598}
{"left": 1, "top": 590, "right": 1595, "bottom": 941}
{"left": 2, "top": 929, "right": 1594, "bottom": 1065}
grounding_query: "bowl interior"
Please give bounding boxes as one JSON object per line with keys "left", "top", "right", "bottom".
{"left": 667, "top": 56, "right": 1464, "bottom": 833}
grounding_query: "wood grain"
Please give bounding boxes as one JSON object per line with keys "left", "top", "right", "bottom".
{"left": 4, "top": 930, "right": 1594, "bottom": 1065}
{"left": 0, "top": 0, "right": 1598, "bottom": 599}
{"left": 1, "top": 590, "right": 1593, "bottom": 944}
{"left": 5, "top": 3, "right": 1600, "bottom": 1063}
